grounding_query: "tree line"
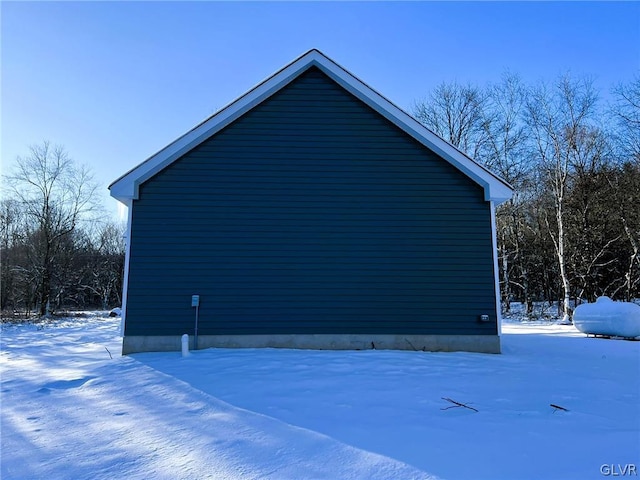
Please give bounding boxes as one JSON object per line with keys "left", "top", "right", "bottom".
{"left": 2, "top": 74, "right": 638, "bottom": 320}
{"left": 1, "top": 142, "right": 125, "bottom": 317}
{"left": 413, "top": 74, "right": 640, "bottom": 319}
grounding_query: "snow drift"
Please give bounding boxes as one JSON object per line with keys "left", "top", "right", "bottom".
{"left": 573, "top": 296, "right": 640, "bottom": 339}
{"left": 3, "top": 315, "right": 639, "bottom": 479}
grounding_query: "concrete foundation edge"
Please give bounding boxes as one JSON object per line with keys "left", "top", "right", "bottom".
{"left": 122, "top": 334, "right": 501, "bottom": 354}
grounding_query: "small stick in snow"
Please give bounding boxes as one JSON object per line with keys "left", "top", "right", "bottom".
{"left": 105, "top": 347, "right": 113, "bottom": 359}
{"left": 441, "top": 397, "right": 478, "bottom": 413}
{"left": 550, "top": 403, "right": 569, "bottom": 413}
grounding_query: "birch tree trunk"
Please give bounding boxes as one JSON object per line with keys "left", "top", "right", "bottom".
{"left": 555, "top": 196, "right": 572, "bottom": 323}
{"left": 526, "top": 75, "right": 599, "bottom": 323}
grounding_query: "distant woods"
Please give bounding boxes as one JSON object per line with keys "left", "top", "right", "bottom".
{"left": 1, "top": 142, "right": 125, "bottom": 317}
{"left": 414, "top": 74, "right": 640, "bottom": 317}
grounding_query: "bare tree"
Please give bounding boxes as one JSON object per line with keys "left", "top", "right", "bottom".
{"left": 480, "top": 73, "right": 533, "bottom": 313}
{"left": 413, "top": 81, "right": 489, "bottom": 159}
{"left": 607, "top": 77, "right": 640, "bottom": 301}
{"left": 525, "top": 75, "right": 600, "bottom": 322}
{"left": 0, "top": 199, "right": 28, "bottom": 312}
{"left": 606, "top": 162, "right": 640, "bottom": 301}
{"left": 79, "top": 221, "right": 126, "bottom": 310}
{"left": 611, "top": 76, "right": 640, "bottom": 162}
{"left": 3, "top": 142, "right": 100, "bottom": 316}
{"left": 481, "top": 73, "right": 531, "bottom": 180}
{"left": 567, "top": 157, "right": 621, "bottom": 302}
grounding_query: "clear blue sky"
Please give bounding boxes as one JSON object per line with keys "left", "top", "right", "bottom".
{"left": 2, "top": 1, "right": 639, "bottom": 218}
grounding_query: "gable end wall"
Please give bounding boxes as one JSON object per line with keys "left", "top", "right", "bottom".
{"left": 124, "top": 67, "right": 499, "bottom": 342}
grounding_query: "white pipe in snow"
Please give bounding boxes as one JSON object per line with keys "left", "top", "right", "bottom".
{"left": 181, "top": 334, "right": 190, "bottom": 357}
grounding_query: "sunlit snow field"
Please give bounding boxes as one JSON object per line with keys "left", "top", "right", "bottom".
{"left": 1, "top": 314, "right": 639, "bottom": 480}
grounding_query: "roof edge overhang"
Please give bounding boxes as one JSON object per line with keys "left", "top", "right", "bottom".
{"left": 109, "top": 49, "right": 513, "bottom": 205}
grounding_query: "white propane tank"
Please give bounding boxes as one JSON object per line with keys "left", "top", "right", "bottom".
{"left": 573, "top": 296, "right": 640, "bottom": 339}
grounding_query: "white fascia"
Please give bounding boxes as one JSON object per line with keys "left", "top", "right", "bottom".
{"left": 109, "top": 49, "right": 513, "bottom": 205}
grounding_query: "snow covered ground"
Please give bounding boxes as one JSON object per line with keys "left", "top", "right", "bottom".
{"left": 2, "top": 315, "right": 639, "bottom": 480}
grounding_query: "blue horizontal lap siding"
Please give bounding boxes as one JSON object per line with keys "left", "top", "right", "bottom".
{"left": 125, "top": 67, "right": 497, "bottom": 337}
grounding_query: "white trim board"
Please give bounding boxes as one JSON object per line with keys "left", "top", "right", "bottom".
{"left": 119, "top": 199, "right": 133, "bottom": 336}
{"left": 109, "top": 49, "right": 513, "bottom": 204}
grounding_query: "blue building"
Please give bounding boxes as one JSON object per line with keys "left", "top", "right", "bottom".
{"left": 110, "top": 50, "right": 513, "bottom": 354}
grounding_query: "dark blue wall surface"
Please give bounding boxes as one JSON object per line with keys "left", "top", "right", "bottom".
{"left": 125, "top": 67, "right": 498, "bottom": 336}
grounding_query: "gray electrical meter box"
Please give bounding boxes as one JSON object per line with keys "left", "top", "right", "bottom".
{"left": 191, "top": 295, "right": 200, "bottom": 307}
